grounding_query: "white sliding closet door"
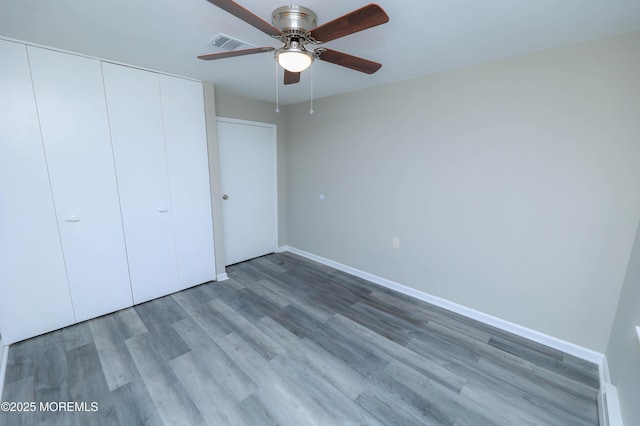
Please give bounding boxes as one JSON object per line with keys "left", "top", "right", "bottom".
{"left": 28, "top": 47, "right": 133, "bottom": 321}
{"left": 102, "top": 63, "right": 179, "bottom": 304}
{"left": 0, "top": 40, "right": 75, "bottom": 344}
{"left": 159, "top": 75, "right": 216, "bottom": 286}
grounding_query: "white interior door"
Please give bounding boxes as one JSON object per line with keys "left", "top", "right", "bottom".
{"left": 28, "top": 47, "right": 133, "bottom": 322}
{"left": 160, "top": 75, "right": 216, "bottom": 286}
{"left": 0, "top": 40, "right": 75, "bottom": 344}
{"left": 217, "top": 119, "right": 277, "bottom": 265}
{"left": 102, "top": 62, "right": 179, "bottom": 304}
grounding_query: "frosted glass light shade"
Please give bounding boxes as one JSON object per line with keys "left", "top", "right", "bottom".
{"left": 277, "top": 50, "right": 313, "bottom": 72}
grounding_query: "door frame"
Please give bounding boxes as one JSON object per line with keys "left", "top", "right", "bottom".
{"left": 216, "top": 116, "right": 278, "bottom": 264}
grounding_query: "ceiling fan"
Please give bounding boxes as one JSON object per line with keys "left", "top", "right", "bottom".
{"left": 198, "top": 1, "right": 389, "bottom": 85}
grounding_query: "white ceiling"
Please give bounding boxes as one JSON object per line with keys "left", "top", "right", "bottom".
{"left": 2, "top": 0, "right": 640, "bottom": 105}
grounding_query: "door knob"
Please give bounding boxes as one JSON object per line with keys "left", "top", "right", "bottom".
{"left": 222, "top": 194, "right": 229, "bottom": 200}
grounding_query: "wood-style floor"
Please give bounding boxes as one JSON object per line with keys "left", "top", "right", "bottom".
{"left": 1, "top": 252, "right": 600, "bottom": 425}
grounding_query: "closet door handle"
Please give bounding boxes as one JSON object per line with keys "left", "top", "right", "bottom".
{"left": 65, "top": 215, "right": 80, "bottom": 222}
{"left": 157, "top": 208, "right": 169, "bottom": 213}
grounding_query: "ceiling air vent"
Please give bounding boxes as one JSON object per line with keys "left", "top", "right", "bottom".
{"left": 208, "top": 33, "right": 255, "bottom": 51}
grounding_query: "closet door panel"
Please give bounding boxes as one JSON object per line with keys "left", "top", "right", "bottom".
{"left": 28, "top": 47, "right": 133, "bottom": 321}
{"left": 0, "top": 40, "right": 75, "bottom": 344}
{"left": 160, "top": 75, "right": 216, "bottom": 286}
{"left": 102, "top": 63, "right": 179, "bottom": 304}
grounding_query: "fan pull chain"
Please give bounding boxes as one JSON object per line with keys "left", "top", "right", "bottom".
{"left": 275, "top": 61, "right": 280, "bottom": 114}
{"left": 309, "top": 63, "right": 314, "bottom": 115}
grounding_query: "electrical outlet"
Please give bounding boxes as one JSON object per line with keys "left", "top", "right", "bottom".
{"left": 392, "top": 237, "right": 400, "bottom": 249}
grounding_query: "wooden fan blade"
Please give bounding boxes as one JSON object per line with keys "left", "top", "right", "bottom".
{"left": 198, "top": 47, "right": 274, "bottom": 60}
{"left": 317, "top": 49, "right": 382, "bottom": 74}
{"left": 308, "top": 4, "right": 389, "bottom": 43}
{"left": 284, "top": 70, "right": 301, "bottom": 85}
{"left": 206, "top": 0, "right": 283, "bottom": 37}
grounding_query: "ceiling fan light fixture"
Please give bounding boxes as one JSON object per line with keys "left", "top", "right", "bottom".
{"left": 276, "top": 48, "right": 314, "bottom": 73}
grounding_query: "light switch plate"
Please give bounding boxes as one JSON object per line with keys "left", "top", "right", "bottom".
{"left": 636, "top": 326, "right": 640, "bottom": 346}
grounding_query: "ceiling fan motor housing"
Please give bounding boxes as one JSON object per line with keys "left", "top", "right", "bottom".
{"left": 271, "top": 5, "right": 317, "bottom": 35}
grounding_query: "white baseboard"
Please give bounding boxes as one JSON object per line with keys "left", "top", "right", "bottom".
{"left": 602, "top": 383, "right": 624, "bottom": 426}
{"left": 0, "top": 340, "right": 7, "bottom": 402}
{"left": 217, "top": 273, "right": 229, "bottom": 281}
{"left": 283, "top": 245, "right": 604, "bottom": 364}
{"left": 281, "top": 246, "right": 626, "bottom": 422}
{"left": 598, "top": 358, "right": 624, "bottom": 426}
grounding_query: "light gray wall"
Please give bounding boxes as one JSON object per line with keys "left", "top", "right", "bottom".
{"left": 606, "top": 218, "right": 640, "bottom": 424}
{"left": 285, "top": 31, "right": 640, "bottom": 352}
{"left": 214, "top": 91, "right": 288, "bottom": 246}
